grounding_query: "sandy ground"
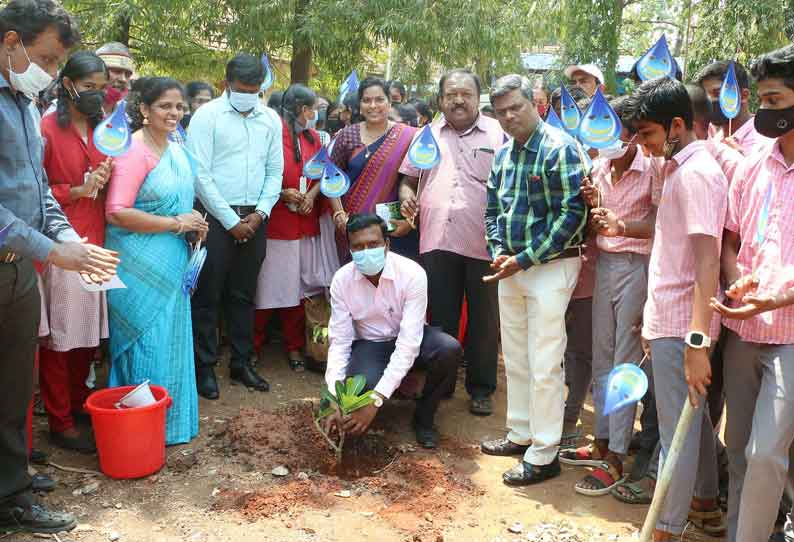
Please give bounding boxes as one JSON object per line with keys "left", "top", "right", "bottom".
{"left": 5, "top": 345, "right": 720, "bottom": 542}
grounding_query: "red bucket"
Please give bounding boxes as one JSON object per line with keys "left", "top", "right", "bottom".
{"left": 85, "top": 385, "right": 172, "bottom": 479}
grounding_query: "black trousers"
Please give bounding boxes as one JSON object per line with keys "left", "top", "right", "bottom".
{"left": 0, "top": 259, "right": 38, "bottom": 501}
{"left": 422, "top": 250, "right": 499, "bottom": 398}
{"left": 346, "top": 326, "right": 461, "bottom": 428}
{"left": 192, "top": 213, "right": 267, "bottom": 370}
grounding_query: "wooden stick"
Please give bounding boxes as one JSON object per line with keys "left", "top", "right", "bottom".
{"left": 46, "top": 461, "right": 104, "bottom": 477}
{"left": 639, "top": 399, "right": 697, "bottom": 541}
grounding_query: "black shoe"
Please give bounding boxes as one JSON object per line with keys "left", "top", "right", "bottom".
{"left": 196, "top": 366, "right": 219, "bottom": 400}
{"left": 0, "top": 503, "right": 76, "bottom": 534}
{"left": 481, "top": 437, "right": 529, "bottom": 456}
{"left": 50, "top": 430, "right": 96, "bottom": 454}
{"left": 413, "top": 422, "right": 439, "bottom": 449}
{"left": 31, "top": 474, "right": 56, "bottom": 493}
{"left": 502, "top": 456, "right": 561, "bottom": 486}
{"left": 469, "top": 396, "right": 493, "bottom": 416}
{"left": 230, "top": 366, "right": 270, "bottom": 392}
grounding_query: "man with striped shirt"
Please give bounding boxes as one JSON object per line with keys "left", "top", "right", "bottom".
{"left": 481, "top": 74, "right": 587, "bottom": 486}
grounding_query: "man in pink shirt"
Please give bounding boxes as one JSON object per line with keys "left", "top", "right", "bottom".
{"left": 694, "top": 60, "right": 773, "bottom": 156}
{"left": 399, "top": 69, "right": 504, "bottom": 417}
{"left": 710, "top": 44, "right": 794, "bottom": 542}
{"left": 625, "top": 78, "right": 727, "bottom": 541}
{"left": 324, "top": 214, "right": 462, "bottom": 449}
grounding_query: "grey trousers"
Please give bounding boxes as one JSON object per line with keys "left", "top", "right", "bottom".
{"left": 592, "top": 252, "right": 648, "bottom": 454}
{"left": 650, "top": 338, "right": 719, "bottom": 536}
{"left": 723, "top": 330, "right": 794, "bottom": 542}
{"left": 563, "top": 297, "right": 593, "bottom": 428}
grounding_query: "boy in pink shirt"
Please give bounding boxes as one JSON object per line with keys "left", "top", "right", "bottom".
{"left": 625, "top": 77, "right": 728, "bottom": 541}
{"left": 711, "top": 44, "right": 794, "bottom": 542}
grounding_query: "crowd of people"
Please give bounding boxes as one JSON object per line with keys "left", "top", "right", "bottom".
{"left": 1, "top": 0, "right": 793, "bottom": 541}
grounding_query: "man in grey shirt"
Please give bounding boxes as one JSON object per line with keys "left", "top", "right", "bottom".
{"left": 0, "top": 0, "right": 118, "bottom": 534}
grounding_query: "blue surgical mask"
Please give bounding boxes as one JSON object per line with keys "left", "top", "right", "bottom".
{"left": 228, "top": 89, "right": 259, "bottom": 112}
{"left": 351, "top": 246, "right": 386, "bottom": 276}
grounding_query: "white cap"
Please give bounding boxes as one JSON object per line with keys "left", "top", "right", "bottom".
{"left": 564, "top": 63, "right": 604, "bottom": 85}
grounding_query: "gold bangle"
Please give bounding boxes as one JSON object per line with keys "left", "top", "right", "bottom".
{"left": 173, "top": 217, "right": 185, "bottom": 234}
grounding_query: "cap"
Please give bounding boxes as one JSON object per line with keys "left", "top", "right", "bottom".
{"left": 564, "top": 63, "right": 604, "bottom": 85}
{"left": 96, "top": 43, "right": 135, "bottom": 73}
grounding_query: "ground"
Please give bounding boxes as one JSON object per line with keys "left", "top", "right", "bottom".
{"left": 6, "top": 345, "right": 720, "bottom": 542}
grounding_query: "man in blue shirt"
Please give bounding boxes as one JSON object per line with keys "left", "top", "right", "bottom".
{"left": 0, "top": 0, "right": 118, "bottom": 534}
{"left": 187, "top": 54, "right": 284, "bottom": 399}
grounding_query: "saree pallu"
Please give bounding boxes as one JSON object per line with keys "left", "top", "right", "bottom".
{"left": 105, "top": 145, "right": 199, "bottom": 445}
{"left": 336, "top": 123, "right": 417, "bottom": 261}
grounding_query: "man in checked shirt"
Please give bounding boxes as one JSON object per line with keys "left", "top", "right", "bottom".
{"left": 482, "top": 74, "right": 587, "bottom": 486}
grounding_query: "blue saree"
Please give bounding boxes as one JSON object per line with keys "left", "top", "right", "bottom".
{"left": 105, "top": 144, "right": 198, "bottom": 445}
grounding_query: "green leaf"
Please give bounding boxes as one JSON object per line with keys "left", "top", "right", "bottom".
{"left": 315, "top": 405, "right": 336, "bottom": 420}
{"left": 346, "top": 394, "right": 375, "bottom": 413}
{"left": 321, "top": 387, "right": 340, "bottom": 407}
{"left": 348, "top": 374, "right": 366, "bottom": 396}
{"left": 335, "top": 380, "right": 346, "bottom": 403}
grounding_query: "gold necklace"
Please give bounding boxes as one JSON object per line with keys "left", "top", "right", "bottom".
{"left": 362, "top": 122, "right": 390, "bottom": 159}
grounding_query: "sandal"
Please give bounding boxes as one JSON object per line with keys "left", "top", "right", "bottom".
{"left": 611, "top": 475, "right": 656, "bottom": 505}
{"left": 687, "top": 506, "right": 726, "bottom": 536}
{"left": 560, "top": 442, "right": 606, "bottom": 467}
{"left": 560, "top": 429, "right": 581, "bottom": 450}
{"left": 575, "top": 460, "right": 625, "bottom": 497}
{"left": 288, "top": 351, "right": 306, "bottom": 372}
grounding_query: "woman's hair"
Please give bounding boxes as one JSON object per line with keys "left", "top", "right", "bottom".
{"left": 410, "top": 99, "right": 433, "bottom": 122}
{"left": 56, "top": 51, "right": 108, "bottom": 129}
{"left": 357, "top": 77, "right": 389, "bottom": 103}
{"left": 126, "top": 77, "right": 185, "bottom": 132}
{"left": 185, "top": 81, "right": 214, "bottom": 101}
{"left": 281, "top": 84, "right": 317, "bottom": 163}
{"left": 394, "top": 103, "right": 418, "bottom": 127}
{"left": 267, "top": 90, "right": 284, "bottom": 111}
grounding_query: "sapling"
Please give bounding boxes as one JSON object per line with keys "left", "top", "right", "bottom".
{"left": 314, "top": 375, "right": 375, "bottom": 462}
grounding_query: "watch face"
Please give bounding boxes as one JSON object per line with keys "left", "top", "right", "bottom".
{"left": 689, "top": 333, "right": 705, "bottom": 347}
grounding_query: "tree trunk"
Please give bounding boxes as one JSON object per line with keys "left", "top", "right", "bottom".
{"left": 290, "top": 0, "right": 312, "bottom": 84}
{"left": 604, "top": 0, "right": 624, "bottom": 93}
{"left": 113, "top": 12, "right": 131, "bottom": 48}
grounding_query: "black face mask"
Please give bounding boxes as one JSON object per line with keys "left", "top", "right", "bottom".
{"left": 71, "top": 87, "right": 106, "bottom": 118}
{"left": 707, "top": 100, "right": 729, "bottom": 126}
{"left": 325, "top": 117, "right": 342, "bottom": 134}
{"left": 754, "top": 106, "right": 794, "bottom": 139}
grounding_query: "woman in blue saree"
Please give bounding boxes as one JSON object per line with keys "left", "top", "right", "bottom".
{"left": 104, "top": 78, "right": 208, "bottom": 445}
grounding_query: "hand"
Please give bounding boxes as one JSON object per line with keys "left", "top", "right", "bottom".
{"left": 297, "top": 193, "right": 315, "bottom": 216}
{"left": 725, "top": 274, "right": 759, "bottom": 302}
{"left": 333, "top": 210, "right": 348, "bottom": 232}
{"left": 229, "top": 221, "right": 256, "bottom": 243}
{"left": 590, "top": 207, "right": 623, "bottom": 237}
{"left": 483, "top": 255, "right": 521, "bottom": 283}
{"left": 581, "top": 176, "right": 600, "bottom": 208}
{"left": 400, "top": 196, "right": 419, "bottom": 222}
{"left": 640, "top": 337, "right": 652, "bottom": 361}
{"left": 710, "top": 294, "right": 779, "bottom": 320}
{"left": 80, "top": 159, "right": 113, "bottom": 199}
{"left": 47, "top": 238, "right": 119, "bottom": 281}
{"left": 722, "top": 136, "right": 743, "bottom": 153}
{"left": 342, "top": 404, "right": 378, "bottom": 437}
{"left": 281, "top": 188, "right": 304, "bottom": 206}
{"left": 323, "top": 411, "right": 343, "bottom": 436}
{"left": 684, "top": 346, "right": 711, "bottom": 407}
{"left": 175, "top": 210, "right": 209, "bottom": 235}
{"left": 388, "top": 219, "right": 413, "bottom": 238}
{"left": 241, "top": 212, "right": 264, "bottom": 232}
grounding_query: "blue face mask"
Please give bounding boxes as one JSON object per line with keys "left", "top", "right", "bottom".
{"left": 351, "top": 246, "right": 386, "bottom": 276}
{"left": 228, "top": 89, "right": 259, "bottom": 112}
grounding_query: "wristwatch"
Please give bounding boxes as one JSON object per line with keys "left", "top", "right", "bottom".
{"left": 684, "top": 331, "right": 711, "bottom": 349}
{"left": 370, "top": 392, "right": 384, "bottom": 408}
{"left": 255, "top": 210, "right": 267, "bottom": 221}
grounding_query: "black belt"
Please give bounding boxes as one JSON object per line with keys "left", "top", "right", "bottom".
{"left": 506, "top": 245, "right": 585, "bottom": 262}
{"left": 0, "top": 250, "right": 20, "bottom": 264}
{"left": 197, "top": 204, "right": 257, "bottom": 219}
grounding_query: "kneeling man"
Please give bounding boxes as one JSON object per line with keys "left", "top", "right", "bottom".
{"left": 324, "top": 214, "right": 462, "bottom": 448}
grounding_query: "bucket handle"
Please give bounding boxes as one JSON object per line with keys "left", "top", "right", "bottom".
{"left": 84, "top": 396, "right": 173, "bottom": 411}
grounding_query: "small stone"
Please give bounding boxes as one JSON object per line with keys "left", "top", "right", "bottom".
{"left": 508, "top": 523, "right": 523, "bottom": 534}
{"left": 271, "top": 466, "right": 289, "bottom": 477}
{"left": 296, "top": 472, "right": 309, "bottom": 481}
{"left": 432, "top": 485, "right": 446, "bottom": 495}
{"left": 109, "top": 531, "right": 120, "bottom": 541}
{"left": 75, "top": 524, "right": 95, "bottom": 532}
{"left": 361, "top": 512, "right": 374, "bottom": 517}
{"left": 334, "top": 490, "right": 351, "bottom": 498}
{"left": 211, "top": 488, "right": 221, "bottom": 497}
{"left": 114, "top": 503, "right": 122, "bottom": 510}
{"left": 424, "top": 512, "right": 434, "bottom": 523}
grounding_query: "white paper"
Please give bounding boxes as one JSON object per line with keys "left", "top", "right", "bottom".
{"left": 79, "top": 274, "right": 127, "bottom": 292}
{"left": 299, "top": 176, "right": 308, "bottom": 194}
{"left": 375, "top": 203, "right": 391, "bottom": 225}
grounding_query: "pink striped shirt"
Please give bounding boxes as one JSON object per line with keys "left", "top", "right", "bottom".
{"left": 591, "top": 150, "right": 662, "bottom": 255}
{"left": 710, "top": 118, "right": 773, "bottom": 156}
{"left": 724, "top": 142, "right": 794, "bottom": 344}
{"left": 704, "top": 139, "right": 743, "bottom": 187}
{"left": 326, "top": 252, "right": 428, "bottom": 398}
{"left": 398, "top": 114, "right": 504, "bottom": 261}
{"left": 642, "top": 141, "right": 728, "bottom": 341}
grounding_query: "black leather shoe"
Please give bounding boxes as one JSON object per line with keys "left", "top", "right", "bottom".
{"left": 0, "top": 503, "right": 76, "bottom": 534}
{"left": 31, "top": 474, "right": 56, "bottom": 493}
{"left": 196, "top": 366, "right": 219, "bottom": 400}
{"left": 413, "top": 423, "right": 439, "bottom": 449}
{"left": 50, "top": 430, "right": 96, "bottom": 454}
{"left": 230, "top": 366, "right": 270, "bottom": 392}
{"left": 481, "top": 437, "right": 529, "bottom": 456}
{"left": 502, "top": 456, "right": 561, "bottom": 486}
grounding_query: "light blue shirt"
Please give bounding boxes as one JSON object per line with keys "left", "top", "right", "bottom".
{"left": 186, "top": 92, "right": 284, "bottom": 230}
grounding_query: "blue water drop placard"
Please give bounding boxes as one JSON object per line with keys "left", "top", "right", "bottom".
{"left": 303, "top": 146, "right": 331, "bottom": 180}
{"left": 636, "top": 34, "right": 676, "bottom": 81}
{"left": 0, "top": 223, "right": 10, "bottom": 248}
{"left": 719, "top": 61, "right": 741, "bottom": 120}
{"left": 93, "top": 99, "right": 132, "bottom": 157}
{"left": 560, "top": 85, "right": 582, "bottom": 134}
{"left": 545, "top": 107, "right": 566, "bottom": 132}
{"left": 319, "top": 162, "right": 351, "bottom": 198}
{"left": 578, "top": 89, "right": 622, "bottom": 149}
{"left": 261, "top": 54, "right": 275, "bottom": 92}
{"left": 603, "top": 363, "right": 649, "bottom": 415}
{"left": 407, "top": 125, "right": 441, "bottom": 170}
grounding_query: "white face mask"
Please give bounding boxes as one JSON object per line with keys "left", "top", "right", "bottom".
{"left": 228, "top": 89, "right": 259, "bottom": 112}
{"left": 598, "top": 140, "right": 630, "bottom": 160}
{"left": 304, "top": 109, "right": 317, "bottom": 130}
{"left": 7, "top": 40, "right": 53, "bottom": 99}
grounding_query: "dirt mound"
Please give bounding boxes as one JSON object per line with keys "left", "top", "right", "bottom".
{"left": 213, "top": 402, "right": 477, "bottom": 537}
